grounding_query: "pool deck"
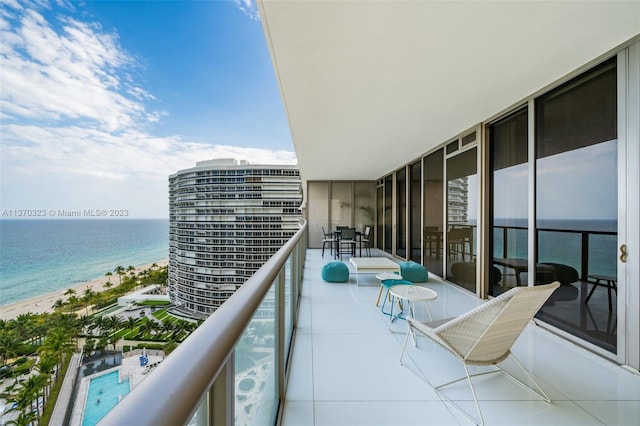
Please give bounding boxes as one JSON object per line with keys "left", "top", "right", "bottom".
{"left": 70, "top": 352, "right": 164, "bottom": 426}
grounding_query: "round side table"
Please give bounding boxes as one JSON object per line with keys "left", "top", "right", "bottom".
{"left": 388, "top": 285, "right": 437, "bottom": 322}
{"left": 388, "top": 285, "right": 438, "bottom": 345}
{"left": 375, "top": 272, "right": 402, "bottom": 307}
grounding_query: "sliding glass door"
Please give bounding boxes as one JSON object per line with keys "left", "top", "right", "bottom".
{"left": 535, "top": 57, "right": 618, "bottom": 353}
{"left": 489, "top": 108, "right": 529, "bottom": 296}
{"left": 423, "top": 149, "right": 444, "bottom": 277}
{"left": 409, "top": 161, "right": 422, "bottom": 262}
{"left": 446, "top": 147, "right": 478, "bottom": 292}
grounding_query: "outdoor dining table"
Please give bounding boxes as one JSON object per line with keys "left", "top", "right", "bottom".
{"left": 332, "top": 229, "right": 366, "bottom": 258}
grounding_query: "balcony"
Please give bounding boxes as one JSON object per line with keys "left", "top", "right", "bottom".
{"left": 103, "top": 224, "right": 640, "bottom": 425}
{"left": 282, "top": 250, "right": 639, "bottom": 425}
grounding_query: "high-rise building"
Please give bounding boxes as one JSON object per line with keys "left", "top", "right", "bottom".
{"left": 168, "top": 159, "right": 301, "bottom": 318}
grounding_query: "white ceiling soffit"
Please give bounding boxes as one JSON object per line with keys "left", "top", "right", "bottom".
{"left": 258, "top": 1, "right": 640, "bottom": 182}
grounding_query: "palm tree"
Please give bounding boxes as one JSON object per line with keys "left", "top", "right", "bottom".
{"left": 13, "top": 313, "right": 34, "bottom": 339}
{"left": 0, "top": 330, "right": 20, "bottom": 366}
{"left": 28, "top": 373, "right": 48, "bottom": 424}
{"left": 63, "top": 288, "right": 76, "bottom": 298}
{"left": 108, "top": 334, "right": 120, "bottom": 351}
{"left": 96, "top": 336, "right": 108, "bottom": 355}
{"left": 136, "top": 320, "right": 154, "bottom": 339}
{"left": 89, "top": 316, "right": 105, "bottom": 336}
{"left": 41, "top": 327, "right": 75, "bottom": 375}
{"left": 114, "top": 266, "right": 125, "bottom": 285}
{"left": 5, "top": 410, "right": 36, "bottom": 426}
{"left": 83, "top": 337, "right": 95, "bottom": 359}
{"left": 123, "top": 317, "right": 138, "bottom": 339}
{"left": 11, "top": 374, "right": 45, "bottom": 425}
{"left": 103, "top": 281, "right": 113, "bottom": 291}
{"left": 105, "top": 271, "right": 113, "bottom": 283}
{"left": 161, "top": 321, "right": 175, "bottom": 339}
{"left": 66, "top": 295, "right": 79, "bottom": 312}
{"left": 37, "top": 354, "right": 57, "bottom": 403}
{"left": 104, "top": 316, "right": 123, "bottom": 334}
{"left": 82, "top": 288, "right": 95, "bottom": 314}
{"left": 52, "top": 298, "right": 65, "bottom": 312}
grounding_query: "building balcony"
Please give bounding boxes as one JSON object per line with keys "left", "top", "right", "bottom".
{"left": 280, "top": 249, "right": 639, "bottom": 425}
{"left": 102, "top": 224, "right": 639, "bottom": 425}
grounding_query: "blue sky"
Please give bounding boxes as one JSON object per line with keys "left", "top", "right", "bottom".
{"left": 0, "top": 0, "right": 295, "bottom": 219}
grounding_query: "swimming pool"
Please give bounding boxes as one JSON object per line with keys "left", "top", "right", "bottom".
{"left": 82, "top": 370, "right": 130, "bottom": 426}
{"left": 79, "top": 354, "right": 121, "bottom": 379}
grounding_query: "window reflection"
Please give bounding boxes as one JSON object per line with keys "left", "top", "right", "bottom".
{"left": 423, "top": 149, "right": 444, "bottom": 276}
{"left": 410, "top": 161, "right": 421, "bottom": 262}
{"left": 535, "top": 57, "right": 617, "bottom": 353}
{"left": 396, "top": 167, "right": 407, "bottom": 258}
{"left": 490, "top": 108, "right": 528, "bottom": 296}
{"left": 446, "top": 147, "right": 477, "bottom": 292}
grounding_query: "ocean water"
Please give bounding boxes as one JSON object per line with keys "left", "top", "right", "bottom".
{"left": 492, "top": 219, "right": 617, "bottom": 277}
{"left": 0, "top": 219, "right": 168, "bottom": 306}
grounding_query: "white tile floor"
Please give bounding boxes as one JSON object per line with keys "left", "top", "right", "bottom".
{"left": 281, "top": 249, "right": 640, "bottom": 426}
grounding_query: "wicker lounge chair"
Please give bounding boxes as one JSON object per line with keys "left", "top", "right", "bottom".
{"left": 400, "top": 281, "right": 560, "bottom": 425}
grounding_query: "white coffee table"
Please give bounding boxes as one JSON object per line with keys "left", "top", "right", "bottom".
{"left": 349, "top": 257, "right": 401, "bottom": 285}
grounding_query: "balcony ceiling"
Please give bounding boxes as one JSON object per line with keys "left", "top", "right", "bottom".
{"left": 258, "top": 1, "right": 639, "bottom": 183}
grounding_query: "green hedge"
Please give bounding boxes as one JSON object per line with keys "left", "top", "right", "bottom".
{"left": 138, "top": 300, "right": 171, "bottom": 307}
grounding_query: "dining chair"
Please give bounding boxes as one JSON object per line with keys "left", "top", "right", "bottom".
{"left": 321, "top": 226, "right": 336, "bottom": 257}
{"left": 338, "top": 227, "right": 357, "bottom": 259}
{"left": 360, "top": 226, "right": 372, "bottom": 256}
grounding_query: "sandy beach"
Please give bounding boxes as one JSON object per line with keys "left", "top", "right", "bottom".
{"left": 0, "top": 259, "right": 169, "bottom": 321}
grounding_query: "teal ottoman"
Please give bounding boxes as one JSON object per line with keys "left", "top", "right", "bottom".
{"left": 399, "top": 261, "right": 429, "bottom": 283}
{"left": 322, "top": 261, "right": 350, "bottom": 283}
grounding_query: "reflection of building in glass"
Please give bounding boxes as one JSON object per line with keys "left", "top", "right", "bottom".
{"left": 447, "top": 177, "right": 468, "bottom": 224}
{"left": 168, "top": 159, "right": 301, "bottom": 319}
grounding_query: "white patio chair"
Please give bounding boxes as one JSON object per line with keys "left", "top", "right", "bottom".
{"left": 321, "top": 226, "right": 336, "bottom": 257}
{"left": 400, "top": 281, "right": 560, "bottom": 425}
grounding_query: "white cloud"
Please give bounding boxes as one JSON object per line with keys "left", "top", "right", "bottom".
{"left": 0, "top": 123, "right": 296, "bottom": 217}
{"left": 0, "top": 1, "right": 296, "bottom": 218}
{"left": 0, "top": 5, "right": 149, "bottom": 131}
{"left": 233, "top": 0, "right": 260, "bottom": 21}
{"left": 1, "top": 124, "right": 296, "bottom": 180}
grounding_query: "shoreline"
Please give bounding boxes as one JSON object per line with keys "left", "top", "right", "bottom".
{"left": 0, "top": 259, "right": 169, "bottom": 321}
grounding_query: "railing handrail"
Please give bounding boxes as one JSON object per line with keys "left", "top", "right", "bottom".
{"left": 101, "top": 220, "right": 308, "bottom": 425}
{"left": 493, "top": 224, "right": 616, "bottom": 236}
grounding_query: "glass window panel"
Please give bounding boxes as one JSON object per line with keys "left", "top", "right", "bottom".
{"left": 536, "top": 58, "right": 616, "bottom": 159}
{"left": 284, "top": 257, "right": 293, "bottom": 359}
{"left": 535, "top": 58, "right": 617, "bottom": 353}
{"left": 423, "top": 149, "right": 444, "bottom": 276}
{"left": 446, "top": 148, "right": 477, "bottom": 292}
{"left": 235, "top": 283, "right": 277, "bottom": 425}
{"left": 410, "top": 161, "right": 422, "bottom": 262}
{"left": 461, "top": 131, "right": 477, "bottom": 146}
{"left": 396, "top": 167, "right": 407, "bottom": 258}
{"left": 376, "top": 185, "right": 383, "bottom": 249}
{"left": 384, "top": 175, "right": 392, "bottom": 253}
{"left": 489, "top": 108, "right": 528, "bottom": 296}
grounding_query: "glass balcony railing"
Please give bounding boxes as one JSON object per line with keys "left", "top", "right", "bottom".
{"left": 100, "top": 220, "right": 308, "bottom": 426}
{"left": 492, "top": 224, "right": 617, "bottom": 280}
